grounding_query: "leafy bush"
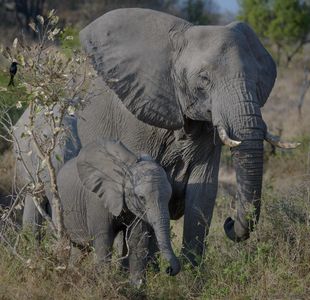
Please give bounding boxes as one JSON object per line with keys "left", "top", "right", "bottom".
{"left": 238, "top": 0, "right": 310, "bottom": 65}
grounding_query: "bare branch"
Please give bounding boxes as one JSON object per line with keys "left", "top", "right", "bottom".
{"left": 1, "top": 183, "right": 29, "bottom": 221}
{"left": 0, "top": 231, "right": 27, "bottom": 264}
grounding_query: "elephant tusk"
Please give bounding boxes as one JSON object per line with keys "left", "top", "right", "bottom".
{"left": 265, "top": 132, "right": 301, "bottom": 149}
{"left": 217, "top": 126, "right": 241, "bottom": 147}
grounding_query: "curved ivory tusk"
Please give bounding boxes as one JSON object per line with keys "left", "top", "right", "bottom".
{"left": 265, "top": 132, "right": 301, "bottom": 149}
{"left": 218, "top": 126, "right": 241, "bottom": 147}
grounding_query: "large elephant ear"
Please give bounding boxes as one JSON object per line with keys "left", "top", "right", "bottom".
{"left": 76, "top": 139, "right": 137, "bottom": 216}
{"left": 228, "top": 21, "right": 277, "bottom": 106}
{"left": 80, "top": 8, "right": 189, "bottom": 130}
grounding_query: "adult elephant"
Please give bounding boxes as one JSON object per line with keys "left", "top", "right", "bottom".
{"left": 77, "top": 8, "right": 299, "bottom": 264}
{"left": 19, "top": 8, "right": 298, "bottom": 264}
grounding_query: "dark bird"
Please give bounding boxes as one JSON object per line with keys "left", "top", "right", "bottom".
{"left": 8, "top": 62, "right": 18, "bottom": 87}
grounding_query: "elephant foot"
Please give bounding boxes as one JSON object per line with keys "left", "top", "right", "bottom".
{"left": 69, "top": 243, "right": 91, "bottom": 266}
{"left": 180, "top": 248, "right": 204, "bottom": 268}
{"left": 130, "top": 276, "right": 145, "bottom": 289}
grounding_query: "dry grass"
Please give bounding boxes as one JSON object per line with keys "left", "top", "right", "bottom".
{"left": 1, "top": 168, "right": 309, "bottom": 299}
{"left": 0, "top": 64, "right": 310, "bottom": 299}
{"left": 0, "top": 149, "right": 15, "bottom": 196}
{"left": 262, "top": 62, "right": 310, "bottom": 138}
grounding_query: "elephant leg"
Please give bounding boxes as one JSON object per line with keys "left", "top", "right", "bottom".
{"left": 87, "top": 201, "right": 114, "bottom": 264}
{"left": 22, "top": 194, "right": 44, "bottom": 240}
{"left": 182, "top": 182, "right": 217, "bottom": 265}
{"left": 182, "top": 147, "right": 221, "bottom": 266}
{"left": 146, "top": 227, "right": 160, "bottom": 272}
{"left": 69, "top": 242, "right": 91, "bottom": 265}
{"left": 92, "top": 230, "right": 114, "bottom": 264}
{"left": 127, "top": 220, "right": 149, "bottom": 287}
{"left": 69, "top": 246, "right": 83, "bottom": 265}
{"left": 114, "top": 230, "right": 130, "bottom": 270}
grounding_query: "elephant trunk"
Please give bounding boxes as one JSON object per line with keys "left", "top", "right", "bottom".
{"left": 224, "top": 141, "right": 264, "bottom": 241}
{"left": 147, "top": 206, "right": 181, "bottom": 276}
{"left": 213, "top": 80, "right": 265, "bottom": 242}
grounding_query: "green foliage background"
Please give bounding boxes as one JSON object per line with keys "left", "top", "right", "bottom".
{"left": 238, "top": 0, "right": 310, "bottom": 64}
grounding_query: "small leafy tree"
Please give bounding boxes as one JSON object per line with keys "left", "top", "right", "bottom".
{"left": 0, "top": 9, "right": 93, "bottom": 254}
{"left": 185, "top": 0, "right": 206, "bottom": 24}
{"left": 268, "top": 0, "right": 310, "bottom": 65}
{"left": 238, "top": 0, "right": 310, "bottom": 65}
{"left": 183, "top": 0, "right": 220, "bottom": 25}
{"left": 238, "top": 0, "right": 271, "bottom": 38}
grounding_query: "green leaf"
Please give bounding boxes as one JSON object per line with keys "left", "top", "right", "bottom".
{"left": 55, "top": 154, "right": 62, "bottom": 162}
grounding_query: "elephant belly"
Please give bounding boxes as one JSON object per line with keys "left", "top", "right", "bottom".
{"left": 168, "top": 177, "right": 187, "bottom": 220}
{"left": 169, "top": 194, "right": 185, "bottom": 220}
{"left": 166, "top": 156, "right": 191, "bottom": 220}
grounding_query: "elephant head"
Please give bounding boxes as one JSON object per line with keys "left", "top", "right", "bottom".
{"left": 76, "top": 139, "right": 180, "bottom": 275}
{"left": 80, "top": 9, "right": 299, "bottom": 242}
{"left": 127, "top": 155, "right": 181, "bottom": 275}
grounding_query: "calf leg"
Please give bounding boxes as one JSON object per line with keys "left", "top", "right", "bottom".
{"left": 127, "top": 220, "right": 150, "bottom": 287}
{"left": 87, "top": 200, "right": 114, "bottom": 264}
{"left": 22, "top": 194, "right": 47, "bottom": 240}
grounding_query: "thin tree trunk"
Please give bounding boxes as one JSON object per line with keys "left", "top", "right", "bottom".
{"left": 298, "top": 66, "right": 310, "bottom": 117}
{"left": 46, "top": 155, "right": 66, "bottom": 239}
{"left": 276, "top": 43, "right": 281, "bottom": 66}
{"left": 286, "top": 40, "right": 310, "bottom": 67}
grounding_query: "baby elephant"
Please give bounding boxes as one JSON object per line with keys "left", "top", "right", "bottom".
{"left": 57, "top": 139, "right": 180, "bottom": 284}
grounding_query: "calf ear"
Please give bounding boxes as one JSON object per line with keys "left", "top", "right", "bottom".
{"left": 80, "top": 8, "right": 189, "bottom": 130}
{"left": 76, "top": 139, "right": 136, "bottom": 216}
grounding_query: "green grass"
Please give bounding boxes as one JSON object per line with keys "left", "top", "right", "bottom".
{"left": 1, "top": 187, "right": 309, "bottom": 299}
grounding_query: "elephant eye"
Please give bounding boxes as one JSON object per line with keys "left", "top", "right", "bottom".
{"left": 138, "top": 195, "right": 145, "bottom": 202}
{"left": 196, "top": 71, "right": 213, "bottom": 93}
{"left": 199, "top": 73, "right": 210, "bottom": 84}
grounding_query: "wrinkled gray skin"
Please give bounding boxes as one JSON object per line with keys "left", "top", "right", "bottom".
{"left": 14, "top": 109, "right": 81, "bottom": 233}
{"left": 18, "top": 8, "right": 276, "bottom": 265}
{"left": 77, "top": 8, "right": 276, "bottom": 263}
{"left": 57, "top": 139, "right": 180, "bottom": 284}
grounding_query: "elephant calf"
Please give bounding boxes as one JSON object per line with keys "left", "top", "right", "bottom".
{"left": 56, "top": 138, "right": 180, "bottom": 284}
